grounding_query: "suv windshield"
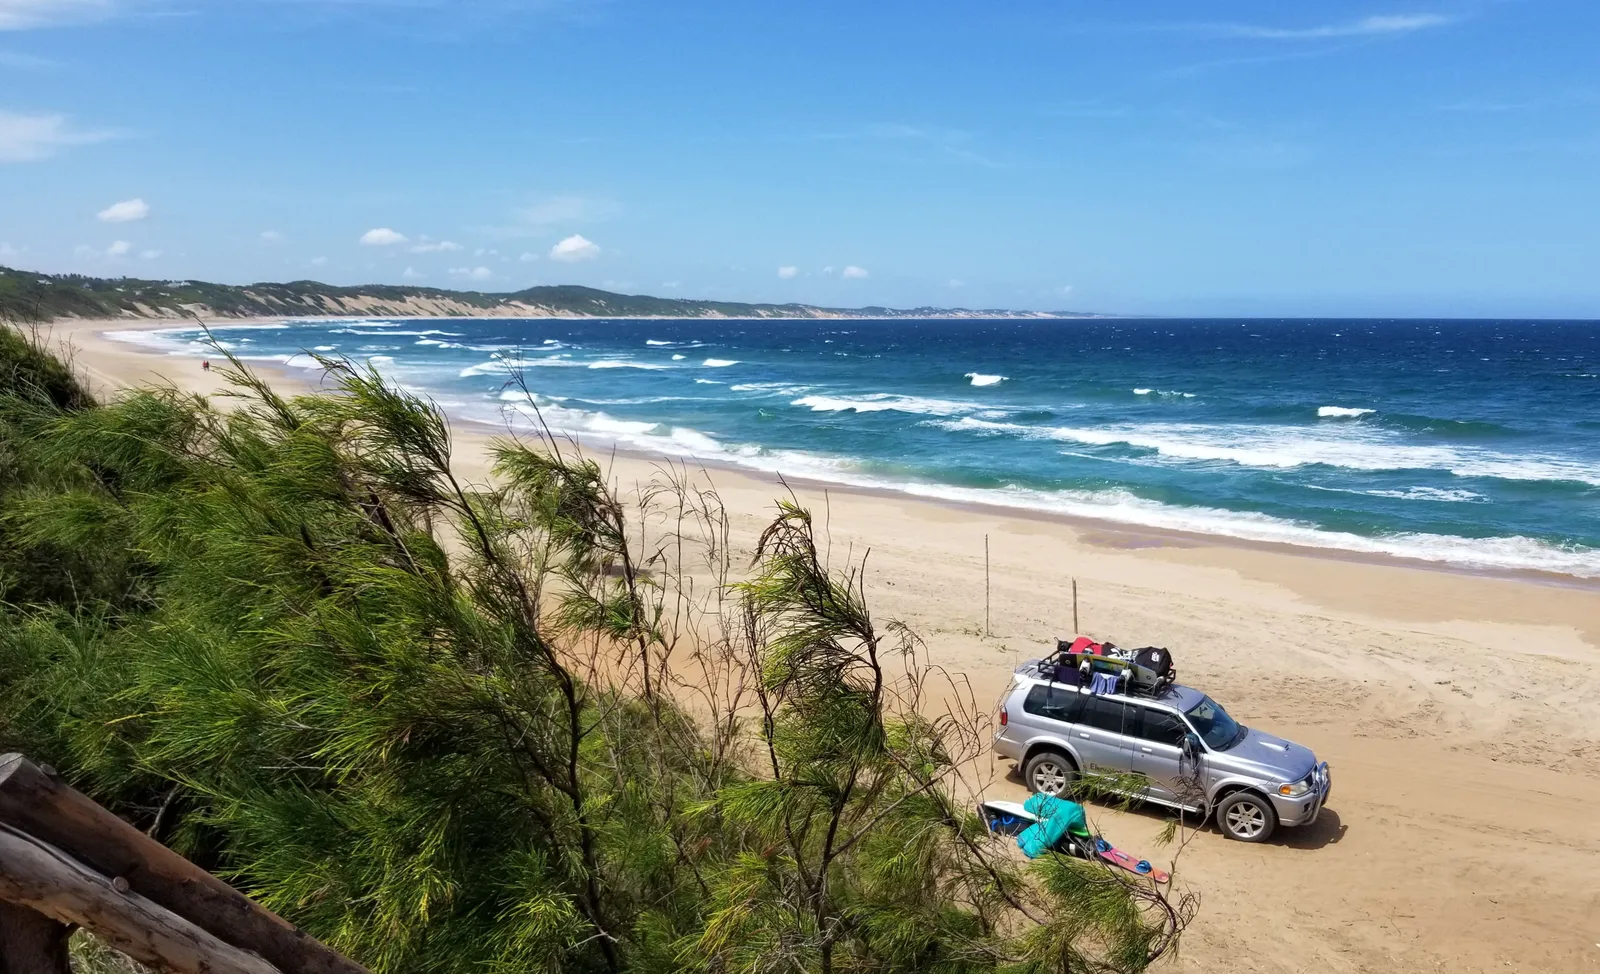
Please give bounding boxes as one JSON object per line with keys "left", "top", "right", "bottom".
{"left": 1185, "top": 695, "right": 1245, "bottom": 751}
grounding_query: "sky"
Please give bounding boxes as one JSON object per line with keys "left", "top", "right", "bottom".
{"left": 2, "top": 0, "right": 1599, "bottom": 317}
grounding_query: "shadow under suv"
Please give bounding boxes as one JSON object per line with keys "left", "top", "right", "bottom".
{"left": 992, "top": 659, "right": 1331, "bottom": 842}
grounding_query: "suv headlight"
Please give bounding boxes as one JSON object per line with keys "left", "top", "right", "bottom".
{"left": 1278, "top": 778, "right": 1312, "bottom": 798}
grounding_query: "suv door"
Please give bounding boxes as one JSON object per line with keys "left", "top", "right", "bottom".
{"left": 1070, "top": 695, "right": 1136, "bottom": 779}
{"left": 1127, "top": 704, "right": 1201, "bottom": 809}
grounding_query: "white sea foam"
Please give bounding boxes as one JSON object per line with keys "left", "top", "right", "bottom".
{"left": 934, "top": 418, "right": 1600, "bottom": 486}
{"left": 966, "top": 373, "right": 1006, "bottom": 386}
{"left": 1134, "top": 388, "right": 1196, "bottom": 398}
{"left": 358, "top": 345, "right": 400, "bottom": 352}
{"left": 672, "top": 354, "right": 687, "bottom": 361}
{"left": 1368, "top": 486, "right": 1485, "bottom": 502}
{"left": 331, "top": 327, "right": 462, "bottom": 336}
{"left": 792, "top": 393, "right": 979, "bottom": 416}
{"left": 465, "top": 395, "right": 1600, "bottom": 577}
{"left": 694, "top": 378, "right": 723, "bottom": 384}
{"left": 703, "top": 358, "right": 740, "bottom": 367}
{"left": 1306, "top": 484, "right": 1485, "bottom": 503}
{"left": 1318, "top": 406, "right": 1375, "bottom": 418}
{"left": 646, "top": 339, "right": 674, "bottom": 346}
{"left": 460, "top": 360, "right": 520, "bottom": 377}
{"left": 588, "top": 360, "right": 672, "bottom": 370}
{"left": 313, "top": 345, "right": 338, "bottom": 352}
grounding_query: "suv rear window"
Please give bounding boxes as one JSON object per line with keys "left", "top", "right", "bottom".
{"left": 1022, "top": 684, "right": 1085, "bottom": 723}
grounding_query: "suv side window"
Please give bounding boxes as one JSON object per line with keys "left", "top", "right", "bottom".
{"left": 1022, "top": 684, "right": 1085, "bottom": 724}
{"left": 1079, "top": 696, "right": 1130, "bottom": 735}
{"left": 1132, "top": 707, "right": 1189, "bottom": 747}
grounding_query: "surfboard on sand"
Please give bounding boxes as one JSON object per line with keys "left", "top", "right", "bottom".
{"left": 977, "top": 800, "right": 1170, "bottom": 883}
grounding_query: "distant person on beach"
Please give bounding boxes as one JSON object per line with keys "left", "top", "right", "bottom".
{"left": 202, "top": 360, "right": 210, "bottom": 371}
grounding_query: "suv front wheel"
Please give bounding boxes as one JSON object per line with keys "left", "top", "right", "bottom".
{"left": 1023, "top": 751, "right": 1077, "bottom": 796}
{"left": 1216, "top": 791, "right": 1277, "bottom": 842}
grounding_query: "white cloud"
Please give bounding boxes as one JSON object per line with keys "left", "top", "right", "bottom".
{"left": 310, "top": 256, "right": 329, "bottom": 267}
{"left": 105, "top": 239, "right": 130, "bottom": 257}
{"left": 360, "top": 227, "right": 408, "bottom": 246}
{"left": 449, "top": 266, "right": 493, "bottom": 281}
{"left": 841, "top": 265, "right": 868, "bottom": 279}
{"left": 777, "top": 265, "right": 799, "bottom": 279}
{"left": 519, "top": 251, "right": 539, "bottom": 263}
{"left": 661, "top": 281, "right": 680, "bottom": 289}
{"left": 947, "top": 278, "right": 965, "bottom": 288}
{"left": 474, "top": 247, "right": 499, "bottom": 257}
{"left": 403, "top": 266, "right": 422, "bottom": 279}
{"left": 549, "top": 234, "right": 600, "bottom": 262}
{"left": 139, "top": 248, "right": 160, "bottom": 260}
{"left": 97, "top": 197, "right": 148, "bottom": 223}
{"left": 0, "top": 0, "right": 112, "bottom": 31}
{"left": 259, "top": 230, "right": 286, "bottom": 243}
{"left": 0, "top": 110, "right": 112, "bottom": 161}
{"left": 410, "top": 239, "right": 463, "bottom": 253}
{"left": 1230, "top": 14, "right": 1452, "bottom": 40}
{"left": 1057, "top": 285, "right": 1074, "bottom": 296}
{"left": 821, "top": 265, "right": 836, "bottom": 276}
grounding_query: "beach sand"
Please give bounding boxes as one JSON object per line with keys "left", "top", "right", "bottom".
{"left": 38, "top": 317, "right": 1600, "bottom": 974}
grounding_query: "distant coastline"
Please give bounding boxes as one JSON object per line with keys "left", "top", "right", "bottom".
{"left": 0, "top": 264, "right": 1109, "bottom": 324}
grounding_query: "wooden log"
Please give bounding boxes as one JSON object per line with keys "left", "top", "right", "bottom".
{"left": 0, "top": 900, "right": 71, "bottom": 974}
{"left": 0, "top": 755, "right": 369, "bottom": 974}
{"left": 0, "top": 824, "right": 281, "bottom": 974}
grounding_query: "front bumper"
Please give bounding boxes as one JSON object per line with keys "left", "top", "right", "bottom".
{"left": 1270, "top": 762, "right": 1331, "bottom": 827}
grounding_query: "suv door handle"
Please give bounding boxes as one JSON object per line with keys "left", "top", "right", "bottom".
{"left": 1077, "top": 733, "right": 1091, "bottom": 739}
{"left": 1140, "top": 746, "right": 1153, "bottom": 753}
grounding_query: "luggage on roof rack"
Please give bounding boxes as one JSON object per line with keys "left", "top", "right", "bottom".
{"left": 1040, "top": 637, "right": 1176, "bottom": 696}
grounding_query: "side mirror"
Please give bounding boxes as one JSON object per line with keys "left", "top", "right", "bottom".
{"left": 1181, "top": 733, "right": 1203, "bottom": 759}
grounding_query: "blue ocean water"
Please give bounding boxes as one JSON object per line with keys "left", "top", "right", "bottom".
{"left": 112, "top": 317, "right": 1600, "bottom": 578}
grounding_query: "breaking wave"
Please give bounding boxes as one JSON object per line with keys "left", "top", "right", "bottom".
{"left": 934, "top": 418, "right": 1600, "bottom": 486}
{"left": 1319, "top": 405, "right": 1375, "bottom": 418}
{"left": 793, "top": 394, "right": 979, "bottom": 416}
{"left": 966, "top": 373, "right": 1006, "bottom": 386}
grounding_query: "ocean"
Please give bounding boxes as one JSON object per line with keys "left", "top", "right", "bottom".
{"left": 109, "top": 317, "right": 1600, "bottom": 578}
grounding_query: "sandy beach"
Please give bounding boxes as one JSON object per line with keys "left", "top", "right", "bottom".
{"left": 36, "top": 317, "right": 1600, "bottom": 974}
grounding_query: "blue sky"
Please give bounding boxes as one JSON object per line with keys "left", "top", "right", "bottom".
{"left": 2, "top": 0, "right": 1598, "bottom": 316}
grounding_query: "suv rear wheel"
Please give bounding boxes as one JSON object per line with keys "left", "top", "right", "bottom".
{"left": 1216, "top": 791, "right": 1276, "bottom": 842}
{"left": 1023, "top": 750, "right": 1077, "bottom": 796}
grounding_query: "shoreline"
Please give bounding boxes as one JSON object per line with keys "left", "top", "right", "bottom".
{"left": 69, "top": 314, "right": 1600, "bottom": 590}
{"left": 26, "top": 314, "right": 1600, "bottom": 974}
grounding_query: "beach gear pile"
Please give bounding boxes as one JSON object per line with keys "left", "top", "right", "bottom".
{"left": 1037, "top": 636, "right": 1177, "bottom": 697}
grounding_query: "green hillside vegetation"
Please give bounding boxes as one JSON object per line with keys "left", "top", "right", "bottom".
{"left": 0, "top": 325, "right": 1186, "bottom": 973}
{"left": 0, "top": 265, "right": 1057, "bottom": 322}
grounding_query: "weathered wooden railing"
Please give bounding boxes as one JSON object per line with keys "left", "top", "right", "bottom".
{"left": 0, "top": 753, "right": 370, "bottom": 974}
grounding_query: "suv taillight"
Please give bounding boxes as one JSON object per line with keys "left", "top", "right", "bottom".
{"left": 999, "top": 708, "right": 1008, "bottom": 726}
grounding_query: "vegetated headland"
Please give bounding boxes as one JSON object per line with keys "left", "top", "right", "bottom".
{"left": 0, "top": 264, "right": 1099, "bottom": 322}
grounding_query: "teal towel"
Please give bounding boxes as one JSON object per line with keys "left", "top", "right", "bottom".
{"left": 1016, "top": 793, "right": 1091, "bottom": 859}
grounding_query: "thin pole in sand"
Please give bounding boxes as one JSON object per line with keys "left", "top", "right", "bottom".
{"left": 1072, "top": 578, "right": 1079, "bottom": 634}
{"left": 984, "top": 535, "right": 991, "bottom": 638}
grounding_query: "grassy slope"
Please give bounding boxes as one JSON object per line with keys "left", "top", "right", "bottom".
{"left": 0, "top": 266, "right": 1066, "bottom": 321}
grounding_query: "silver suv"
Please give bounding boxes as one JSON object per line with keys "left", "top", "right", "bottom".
{"left": 992, "top": 659, "right": 1331, "bottom": 842}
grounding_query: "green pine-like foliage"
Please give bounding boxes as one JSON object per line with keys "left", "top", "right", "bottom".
{"left": 0, "top": 325, "right": 1188, "bottom": 973}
